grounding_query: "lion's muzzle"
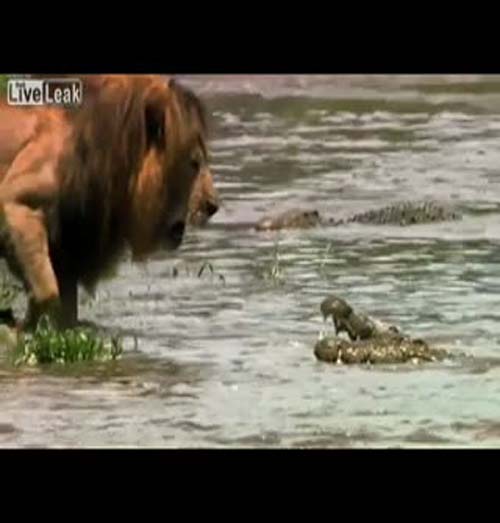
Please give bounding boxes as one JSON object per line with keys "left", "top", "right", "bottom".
{"left": 188, "top": 196, "right": 220, "bottom": 227}
{"left": 204, "top": 198, "right": 219, "bottom": 219}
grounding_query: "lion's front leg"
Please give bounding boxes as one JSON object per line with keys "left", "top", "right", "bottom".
{"left": 1, "top": 202, "right": 62, "bottom": 330}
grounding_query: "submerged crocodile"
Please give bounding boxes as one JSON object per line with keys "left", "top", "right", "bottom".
{"left": 255, "top": 200, "right": 461, "bottom": 231}
{"left": 315, "top": 294, "right": 450, "bottom": 365}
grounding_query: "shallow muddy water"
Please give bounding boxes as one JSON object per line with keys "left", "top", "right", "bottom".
{"left": 2, "top": 75, "right": 500, "bottom": 447}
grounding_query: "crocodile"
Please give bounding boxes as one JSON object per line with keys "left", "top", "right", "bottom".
{"left": 320, "top": 295, "right": 402, "bottom": 341}
{"left": 315, "top": 294, "right": 450, "bottom": 365}
{"left": 255, "top": 200, "right": 461, "bottom": 231}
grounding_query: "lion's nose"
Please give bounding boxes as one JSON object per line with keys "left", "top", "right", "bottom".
{"left": 205, "top": 199, "right": 219, "bottom": 217}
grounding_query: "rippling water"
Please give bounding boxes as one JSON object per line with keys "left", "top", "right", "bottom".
{"left": 2, "top": 75, "right": 500, "bottom": 447}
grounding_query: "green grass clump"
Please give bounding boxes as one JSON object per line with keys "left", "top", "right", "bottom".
{"left": 13, "top": 316, "right": 123, "bottom": 366}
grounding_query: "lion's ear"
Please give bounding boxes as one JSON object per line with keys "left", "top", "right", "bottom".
{"left": 144, "top": 87, "right": 167, "bottom": 151}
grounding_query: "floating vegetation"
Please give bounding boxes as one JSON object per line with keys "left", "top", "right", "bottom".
{"left": 12, "top": 316, "right": 123, "bottom": 366}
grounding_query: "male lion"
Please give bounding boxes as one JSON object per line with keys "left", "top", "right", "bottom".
{"left": 0, "top": 75, "right": 211, "bottom": 329}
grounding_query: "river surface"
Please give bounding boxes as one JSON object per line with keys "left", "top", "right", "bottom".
{"left": 2, "top": 75, "right": 500, "bottom": 447}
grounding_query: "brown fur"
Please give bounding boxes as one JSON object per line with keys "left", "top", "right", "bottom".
{"left": 187, "top": 164, "right": 220, "bottom": 226}
{"left": 0, "top": 75, "right": 212, "bottom": 328}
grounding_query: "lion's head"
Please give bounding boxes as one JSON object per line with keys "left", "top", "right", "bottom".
{"left": 54, "top": 75, "right": 212, "bottom": 287}
{"left": 127, "top": 77, "right": 210, "bottom": 257}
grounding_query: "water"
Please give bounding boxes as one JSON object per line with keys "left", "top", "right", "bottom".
{"left": 2, "top": 75, "right": 500, "bottom": 447}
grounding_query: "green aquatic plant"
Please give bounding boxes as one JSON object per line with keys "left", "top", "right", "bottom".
{"left": 169, "top": 260, "right": 226, "bottom": 285}
{"left": 196, "top": 261, "right": 226, "bottom": 285}
{"left": 318, "top": 242, "right": 334, "bottom": 277}
{"left": 257, "top": 239, "right": 286, "bottom": 285}
{"left": 12, "top": 316, "right": 123, "bottom": 366}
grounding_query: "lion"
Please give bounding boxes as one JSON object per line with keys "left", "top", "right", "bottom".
{"left": 0, "top": 75, "right": 212, "bottom": 329}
